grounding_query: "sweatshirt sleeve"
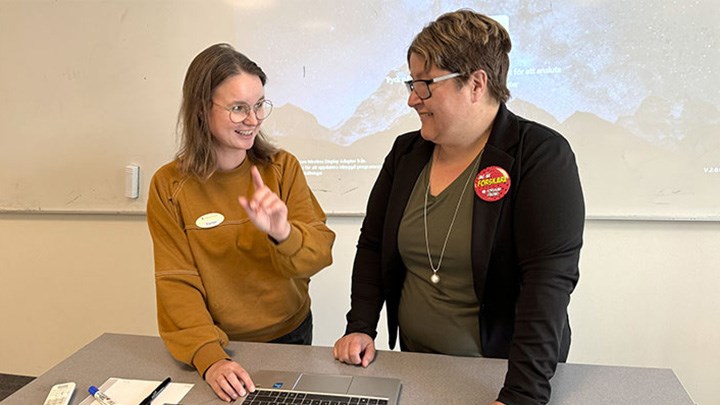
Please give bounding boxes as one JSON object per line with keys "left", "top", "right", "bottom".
{"left": 146, "top": 170, "right": 230, "bottom": 377}
{"left": 266, "top": 152, "right": 335, "bottom": 278}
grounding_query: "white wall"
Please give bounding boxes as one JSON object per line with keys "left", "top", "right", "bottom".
{"left": 0, "top": 214, "right": 718, "bottom": 404}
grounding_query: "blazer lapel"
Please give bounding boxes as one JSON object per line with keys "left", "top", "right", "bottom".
{"left": 471, "top": 104, "right": 518, "bottom": 299}
{"left": 382, "top": 138, "right": 434, "bottom": 270}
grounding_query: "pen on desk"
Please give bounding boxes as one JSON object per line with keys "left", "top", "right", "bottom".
{"left": 88, "top": 385, "right": 119, "bottom": 405}
{"left": 139, "top": 377, "right": 172, "bottom": 405}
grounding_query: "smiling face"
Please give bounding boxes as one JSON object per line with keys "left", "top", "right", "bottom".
{"left": 208, "top": 72, "right": 265, "bottom": 169}
{"left": 407, "top": 52, "right": 474, "bottom": 146}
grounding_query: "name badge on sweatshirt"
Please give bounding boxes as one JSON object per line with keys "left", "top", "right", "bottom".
{"left": 196, "top": 212, "right": 224, "bottom": 229}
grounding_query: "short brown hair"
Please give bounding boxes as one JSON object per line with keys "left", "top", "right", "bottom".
{"left": 176, "top": 43, "right": 277, "bottom": 179}
{"left": 408, "top": 9, "right": 512, "bottom": 103}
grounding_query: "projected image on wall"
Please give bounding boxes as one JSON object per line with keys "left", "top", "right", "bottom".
{"left": 236, "top": 0, "right": 719, "bottom": 218}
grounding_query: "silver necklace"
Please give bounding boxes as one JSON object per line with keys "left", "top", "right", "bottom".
{"left": 423, "top": 151, "right": 483, "bottom": 284}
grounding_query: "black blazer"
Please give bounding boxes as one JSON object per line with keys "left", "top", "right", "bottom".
{"left": 345, "top": 104, "right": 585, "bottom": 405}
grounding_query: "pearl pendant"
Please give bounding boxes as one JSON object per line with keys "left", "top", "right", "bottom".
{"left": 430, "top": 273, "right": 440, "bottom": 284}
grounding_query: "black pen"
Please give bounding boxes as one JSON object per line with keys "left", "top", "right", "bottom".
{"left": 139, "top": 377, "right": 171, "bottom": 405}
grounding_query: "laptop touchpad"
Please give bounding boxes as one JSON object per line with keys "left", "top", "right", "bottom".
{"left": 348, "top": 376, "right": 401, "bottom": 398}
{"left": 295, "top": 374, "right": 352, "bottom": 394}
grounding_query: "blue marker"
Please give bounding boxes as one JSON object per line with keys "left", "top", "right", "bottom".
{"left": 88, "top": 386, "right": 118, "bottom": 405}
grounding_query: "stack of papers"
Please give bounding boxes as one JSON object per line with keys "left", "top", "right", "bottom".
{"left": 78, "top": 378, "right": 193, "bottom": 405}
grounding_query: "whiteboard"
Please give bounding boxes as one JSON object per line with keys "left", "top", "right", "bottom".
{"left": 1, "top": 1, "right": 718, "bottom": 219}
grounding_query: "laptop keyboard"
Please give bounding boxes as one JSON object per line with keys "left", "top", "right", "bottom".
{"left": 242, "top": 388, "right": 389, "bottom": 404}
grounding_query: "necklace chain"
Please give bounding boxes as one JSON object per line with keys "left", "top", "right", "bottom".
{"left": 423, "top": 150, "right": 483, "bottom": 283}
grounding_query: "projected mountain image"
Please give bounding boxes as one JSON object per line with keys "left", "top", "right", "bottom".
{"left": 264, "top": 67, "right": 720, "bottom": 217}
{"left": 262, "top": 73, "right": 414, "bottom": 213}
{"left": 247, "top": 0, "right": 718, "bottom": 218}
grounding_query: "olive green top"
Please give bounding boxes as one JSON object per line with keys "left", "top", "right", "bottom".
{"left": 397, "top": 155, "right": 482, "bottom": 356}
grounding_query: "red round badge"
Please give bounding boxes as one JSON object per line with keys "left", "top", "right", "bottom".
{"left": 474, "top": 166, "right": 511, "bottom": 202}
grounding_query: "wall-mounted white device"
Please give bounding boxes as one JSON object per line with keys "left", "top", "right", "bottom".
{"left": 125, "top": 164, "right": 140, "bottom": 199}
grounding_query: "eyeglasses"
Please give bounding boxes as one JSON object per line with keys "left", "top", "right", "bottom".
{"left": 404, "top": 72, "right": 462, "bottom": 100}
{"left": 213, "top": 99, "right": 273, "bottom": 123}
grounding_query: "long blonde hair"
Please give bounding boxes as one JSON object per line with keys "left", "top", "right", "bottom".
{"left": 176, "top": 43, "right": 277, "bottom": 179}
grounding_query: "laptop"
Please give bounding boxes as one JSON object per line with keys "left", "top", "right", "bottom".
{"left": 240, "top": 370, "right": 402, "bottom": 404}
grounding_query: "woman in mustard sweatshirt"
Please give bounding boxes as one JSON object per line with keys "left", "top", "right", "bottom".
{"left": 147, "top": 43, "right": 335, "bottom": 402}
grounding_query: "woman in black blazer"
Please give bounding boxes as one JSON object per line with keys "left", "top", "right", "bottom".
{"left": 333, "top": 9, "right": 585, "bottom": 405}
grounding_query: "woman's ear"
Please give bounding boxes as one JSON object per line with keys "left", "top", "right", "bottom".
{"left": 469, "top": 69, "right": 488, "bottom": 102}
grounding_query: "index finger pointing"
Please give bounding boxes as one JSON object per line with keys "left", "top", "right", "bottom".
{"left": 250, "top": 165, "right": 265, "bottom": 189}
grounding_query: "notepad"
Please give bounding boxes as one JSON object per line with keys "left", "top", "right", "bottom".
{"left": 78, "top": 378, "right": 193, "bottom": 405}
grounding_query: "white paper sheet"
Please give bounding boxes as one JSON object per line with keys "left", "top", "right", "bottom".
{"left": 78, "top": 378, "right": 193, "bottom": 405}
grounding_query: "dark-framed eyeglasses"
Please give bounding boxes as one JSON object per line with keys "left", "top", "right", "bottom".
{"left": 213, "top": 99, "right": 273, "bottom": 123}
{"left": 404, "top": 72, "right": 462, "bottom": 100}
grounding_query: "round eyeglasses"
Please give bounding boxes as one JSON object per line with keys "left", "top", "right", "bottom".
{"left": 404, "top": 72, "right": 462, "bottom": 100}
{"left": 213, "top": 99, "right": 273, "bottom": 123}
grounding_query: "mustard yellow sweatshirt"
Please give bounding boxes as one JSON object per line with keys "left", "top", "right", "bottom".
{"left": 147, "top": 150, "right": 335, "bottom": 376}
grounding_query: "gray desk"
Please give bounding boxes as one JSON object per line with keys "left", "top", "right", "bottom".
{"left": 3, "top": 333, "right": 693, "bottom": 404}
